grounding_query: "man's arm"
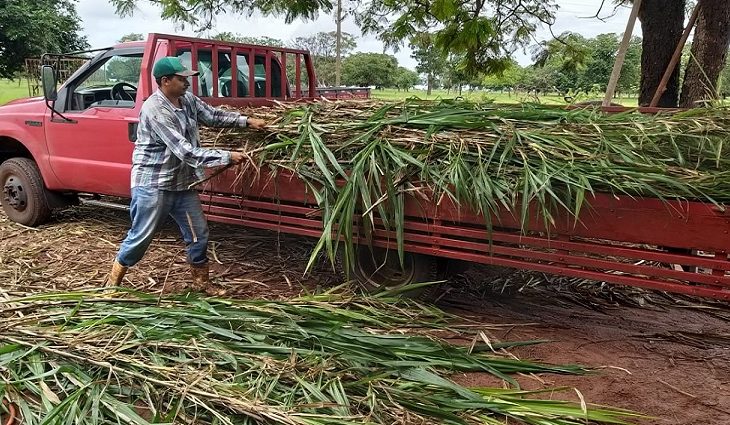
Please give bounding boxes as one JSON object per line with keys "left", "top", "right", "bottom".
{"left": 148, "top": 110, "right": 232, "bottom": 168}
{"left": 193, "top": 95, "right": 267, "bottom": 129}
{"left": 193, "top": 95, "right": 243, "bottom": 128}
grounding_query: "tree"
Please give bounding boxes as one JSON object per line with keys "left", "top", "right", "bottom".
{"left": 393, "top": 67, "right": 420, "bottom": 91}
{"left": 291, "top": 32, "right": 357, "bottom": 86}
{"left": 107, "top": 56, "right": 142, "bottom": 82}
{"left": 576, "top": 34, "right": 616, "bottom": 94}
{"left": 719, "top": 53, "right": 730, "bottom": 97}
{"left": 679, "top": 0, "right": 730, "bottom": 107}
{"left": 358, "top": 0, "right": 557, "bottom": 78}
{"left": 111, "top": 0, "right": 558, "bottom": 77}
{"left": 291, "top": 31, "right": 356, "bottom": 59}
{"left": 110, "top": 0, "right": 729, "bottom": 107}
{"left": 531, "top": 32, "right": 589, "bottom": 74}
{"left": 617, "top": 35, "right": 642, "bottom": 96}
{"left": 578, "top": 33, "right": 641, "bottom": 96}
{"left": 210, "top": 32, "right": 285, "bottom": 47}
{"left": 523, "top": 65, "right": 558, "bottom": 95}
{"left": 111, "top": 0, "right": 331, "bottom": 30}
{"left": 481, "top": 61, "right": 524, "bottom": 95}
{"left": 118, "top": 33, "right": 144, "bottom": 42}
{"left": 636, "top": 0, "right": 686, "bottom": 106}
{"left": 341, "top": 53, "right": 397, "bottom": 87}
{"left": 440, "top": 54, "right": 470, "bottom": 95}
{"left": 0, "top": 0, "right": 88, "bottom": 78}
{"left": 410, "top": 33, "right": 446, "bottom": 96}
{"left": 531, "top": 32, "right": 589, "bottom": 96}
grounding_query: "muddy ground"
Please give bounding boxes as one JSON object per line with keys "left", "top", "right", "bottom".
{"left": 0, "top": 204, "right": 728, "bottom": 425}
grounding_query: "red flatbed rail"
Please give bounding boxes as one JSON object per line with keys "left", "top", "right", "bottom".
{"left": 200, "top": 169, "right": 730, "bottom": 300}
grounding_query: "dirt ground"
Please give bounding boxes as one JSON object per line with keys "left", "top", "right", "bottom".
{"left": 1, "top": 204, "right": 728, "bottom": 425}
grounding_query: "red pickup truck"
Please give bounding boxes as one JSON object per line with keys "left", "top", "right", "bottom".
{"left": 1, "top": 34, "right": 729, "bottom": 300}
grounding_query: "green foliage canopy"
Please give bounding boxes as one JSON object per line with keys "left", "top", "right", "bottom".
{"left": 291, "top": 31, "right": 357, "bottom": 86}
{"left": 0, "top": 0, "right": 88, "bottom": 78}
{"left": 210, "top": 32, "right": 286, "bottom": 47}
{"left": 110, "top": 0, "right": 558, "bottom": 77}
{"left": 341, "top": 52, "right": 398, "bottom": 87}
{"left": 118, "top": 33, "right": 144, "bottom": 42}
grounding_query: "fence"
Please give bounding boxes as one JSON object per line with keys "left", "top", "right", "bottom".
{"left": 23, "top": 57, "right": 88, "bottom": 97}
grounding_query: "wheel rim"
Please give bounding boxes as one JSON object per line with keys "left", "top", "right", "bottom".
{"left": 355, "top": 247, "right": 417, "bottom": 290}
{"left": 3, "top": 175, "right": 27, "bottom": 211}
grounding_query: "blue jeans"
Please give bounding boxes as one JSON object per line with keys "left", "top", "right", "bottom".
{"left": 116, "top": 187, "right": 210, "bottom": 267}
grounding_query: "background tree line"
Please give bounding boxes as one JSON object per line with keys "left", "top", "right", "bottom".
{"left": 2, "top": 0, "right": 729, "bottom": 103}
{"left": 106, "top": 0, "right": 730, "bottom": 107}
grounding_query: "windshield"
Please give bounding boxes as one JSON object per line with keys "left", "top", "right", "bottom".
{"left": 78, "top": 54, "right": 143, "bottom": 89}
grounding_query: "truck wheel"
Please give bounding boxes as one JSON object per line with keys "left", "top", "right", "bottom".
{"left": 0, "top": 158, "right": 52, "bottom": 226}
{"left": 351, "top": 246, "right": 439, "bottom": 298}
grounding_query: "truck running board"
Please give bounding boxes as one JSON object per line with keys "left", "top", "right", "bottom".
{"left": 79, "top": 198, "right": 130, "bottom": 211}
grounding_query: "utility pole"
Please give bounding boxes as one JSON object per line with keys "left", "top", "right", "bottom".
{"left": 335, "top": 0, "right": 342, "bottom": 87}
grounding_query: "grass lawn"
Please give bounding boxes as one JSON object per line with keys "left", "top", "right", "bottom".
{"left": 0, "top": 79, "right": 34, "bottom": 105}
{"left": 0, "top": 78, "right": 640, "bottom": 107}
{"left": 371, "top": 87, "right": 640, "bottom": 107}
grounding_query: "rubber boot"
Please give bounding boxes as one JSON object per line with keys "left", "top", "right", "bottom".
{"left": 105, "top": 260, "right": 128, "bottom": 287}
{"left": 190, "top": 263, "right": 210, "bottom": 292}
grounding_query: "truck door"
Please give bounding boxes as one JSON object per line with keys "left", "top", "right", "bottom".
{"left": 44, "top": 49, "right": 143, "bottom": 197}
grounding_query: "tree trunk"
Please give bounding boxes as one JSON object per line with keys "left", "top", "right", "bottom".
{"left": 679, "top": 0, "right": 730, "bottom": 107}
{"left": 637, "top": 0, "right": 686, "bottom": 107}
{"left": 427, "top": 74, "right": 433, "bottom": 96}
{"left": 335, "top": 0, "right": 342, "bottom": 87}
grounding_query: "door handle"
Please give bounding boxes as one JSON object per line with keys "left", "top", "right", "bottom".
{"left": 128, "top": 122, "right": 138, "bottom": 143}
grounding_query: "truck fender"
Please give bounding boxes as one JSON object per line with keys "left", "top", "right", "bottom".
{"left": 0, "top": 122, "right": 64, "bottom": 190}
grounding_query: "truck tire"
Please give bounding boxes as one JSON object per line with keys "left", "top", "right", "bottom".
{"left": 0, "top": 158, "right": 52, "bottom": 226}
{"left": 351, "top": 246, "right": 440, "bottom": 298}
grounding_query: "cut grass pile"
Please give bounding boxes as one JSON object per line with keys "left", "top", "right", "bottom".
{"left": 0, "top": 288, "right": 640, "bottom": 424}
{"left": 202, "top": 99, "right": 730, "bottom": 271}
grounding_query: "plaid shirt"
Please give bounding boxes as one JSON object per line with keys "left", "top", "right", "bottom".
{"left": 131, "top": 90, "right": 246, "bottom": 190}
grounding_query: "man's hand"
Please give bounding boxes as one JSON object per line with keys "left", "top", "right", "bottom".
{"left": 230, "top": 152, "right": 245, "bottom": 164}
{"left": 246, "top": 118, "right": 267, "bottom": 129}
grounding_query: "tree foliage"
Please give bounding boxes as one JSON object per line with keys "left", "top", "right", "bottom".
{"left": 341, "top": 52, "right": 397, "bottom": 87}
{"left": 480, "top": 33, "right": 642, "bottom": 100}
{"left": 110, "top": 0, "right": 334, "bottom": 30}
{"left": 0, "top": 0, "right": 88, "bottom": 78}
{"left": 210, "top": 32, "right": 285, "bottom": 47}
{"left": 109, "top": 0, "right": 730, "bottom": 106}
{"left": 481, "top": 61, "right": 524, "bottom": 94}
{"left": 118, "top": 33, "right": 144, "bottom": 42}
{"left": 110, "top": 0, "right": 558, "bottom": 77}
{"left": 580, "top": 34, "right": 641, "bottom": 95}
{"left": 291, "top": 31, "right": 356, "bottom": 59}
{"left": 393, "top": 67, "right": 420, "bottom": 91}
{"left": 106, "top": 56, "right": 142, "bottom": 83}
{"left": 410, "top": 33, "right": 446, "bottom": 95}
{"left": 291, "top": 31, "right": 357, "bottom": 86}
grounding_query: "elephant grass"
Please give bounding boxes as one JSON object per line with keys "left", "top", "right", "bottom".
{"left": 203, "top": 99, "right": 730, "bottom": 275}
{"left": 0, "top": 288, "right": 640, "bottom": 424}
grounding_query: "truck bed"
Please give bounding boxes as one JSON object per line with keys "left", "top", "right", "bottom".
{"left": 198, "top": 168, "right": 730, "bottom": 300}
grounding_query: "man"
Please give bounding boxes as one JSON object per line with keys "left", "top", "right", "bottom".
{"left": 106, "top": 56, "right": 266, "bottom": 292}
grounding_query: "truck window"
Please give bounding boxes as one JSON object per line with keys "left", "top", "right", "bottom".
{"left": 67, "top": 53, "right": 142, "bottom": 110}
{"left": 176, "top": 49, "right": 283, "bottom": 98}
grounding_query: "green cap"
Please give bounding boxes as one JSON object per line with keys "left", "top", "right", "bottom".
{"left": 152, "top": 57, "right": 199, "bottom": 79}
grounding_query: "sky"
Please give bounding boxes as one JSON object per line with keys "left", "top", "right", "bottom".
{"left": 76, "top": 0, "right": 639, "bottom": 70}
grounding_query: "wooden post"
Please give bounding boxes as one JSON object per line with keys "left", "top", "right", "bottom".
{"left": 603, "top": 0, "right": 642, "bottom": 107}
{"left": 649, "top": 3, "right": 701, "bottom": 107}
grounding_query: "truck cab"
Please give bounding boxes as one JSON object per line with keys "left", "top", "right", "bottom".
{"left": 0, "top": 33, "right": 317, "bottom": 226}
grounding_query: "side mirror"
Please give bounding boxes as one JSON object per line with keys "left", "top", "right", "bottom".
{"left": 41, "top": 65, "right": 58, "bottom": 101}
